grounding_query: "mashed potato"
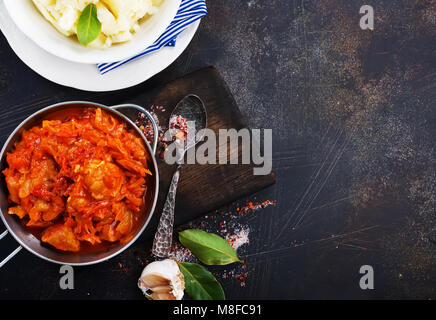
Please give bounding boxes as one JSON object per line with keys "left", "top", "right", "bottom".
{"left": 32, "top": 0, "right": 163, "bottom": 49}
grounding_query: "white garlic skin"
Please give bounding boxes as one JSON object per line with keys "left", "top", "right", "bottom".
{"left": 138, "top": 259, "right": 185, "bottom": 300}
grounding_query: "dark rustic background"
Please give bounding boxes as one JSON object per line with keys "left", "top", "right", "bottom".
{"left": 1, "top": 0, "right": 436, "bottom": 299}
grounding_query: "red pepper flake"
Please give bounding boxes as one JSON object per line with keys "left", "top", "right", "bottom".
{"left": 169, "top": 114, "right": 189, "bottom": 147}
{"left": 135, "top": 105, "right": 168, "bottom": 147}
{"left": 135, "top": 107, "right": 192, "bottom": 160}
{"left": 234, "top": 273, "right": 248, "bottom": 287}
{"left": 235, "top": 200, "right": 276, "bottom": 215}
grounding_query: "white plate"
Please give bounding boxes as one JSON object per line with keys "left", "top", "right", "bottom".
{"left": 0, "top": 1, "right": 200, "bottom": 92}
{"left": 4, "top": 0, "right": 181, "bottom": 64}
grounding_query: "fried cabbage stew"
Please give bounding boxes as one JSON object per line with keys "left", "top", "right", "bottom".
{"left": 3, "top": 108, "right": 152, "bottom": 252}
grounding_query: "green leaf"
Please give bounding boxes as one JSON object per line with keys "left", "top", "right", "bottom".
{"left": 178, "top": 262, "right": 225, "bottom": 300}
{"left": 179, "top": 229, "right": 243, "bottom": 265}
{"left": 77, "top": 4, "right": 101, "bottom": 46}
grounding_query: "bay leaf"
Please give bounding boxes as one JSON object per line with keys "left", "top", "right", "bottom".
{"left": 178, "top": 262, "right": 225, "bottom": 300}
{"left": 77, "top": 4, "right": 101, "bottom": 46}
{"left": 179, "top": 229, "right": 243, "bottom": 265}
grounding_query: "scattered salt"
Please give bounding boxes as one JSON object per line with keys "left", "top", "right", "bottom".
{"left": 226, "top": 227, "right": 250, "bottom": 251}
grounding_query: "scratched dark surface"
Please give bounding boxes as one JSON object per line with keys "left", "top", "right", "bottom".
{"left": 1, "top": 0, "right": 436, "bottom": 299}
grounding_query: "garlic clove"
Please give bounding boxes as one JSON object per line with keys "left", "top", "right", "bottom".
{"left": 151, "top": 285, "right": 172, "bottom": 293}
{"left": 151, "top": 292, "right": 177, "bottom": 300}
{"left": 138, "top": 259, "right": 185, "bottom": 300}
{"left": 140, "top": 273, "right": 171, "bottom": 288}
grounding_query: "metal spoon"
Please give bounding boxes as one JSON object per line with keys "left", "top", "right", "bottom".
{"left": 152, "top": 94, "right": 207, "bottom": 258}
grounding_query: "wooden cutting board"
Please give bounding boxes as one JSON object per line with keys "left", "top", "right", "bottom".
{"left": 123, "top": 67, "right": 276, "bottom": 239}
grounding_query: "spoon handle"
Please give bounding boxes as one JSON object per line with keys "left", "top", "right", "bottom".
{"left": 152, "top": 166, "right": 181, "bottom": 258}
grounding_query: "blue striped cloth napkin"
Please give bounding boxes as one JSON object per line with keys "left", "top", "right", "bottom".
{"left": 97, "top": 0, "right": 207, "bottom": 74}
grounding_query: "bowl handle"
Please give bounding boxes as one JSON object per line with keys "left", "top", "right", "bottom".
{"left": 0, "top": 230, "right": 22, "bottom": 268}
{"left": 110, "top": 104, "right": 158, "bottom": 155}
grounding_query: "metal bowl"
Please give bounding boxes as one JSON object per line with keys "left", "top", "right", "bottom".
{"left": 0, "top": 101, "right": 159, "bottom": 266}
